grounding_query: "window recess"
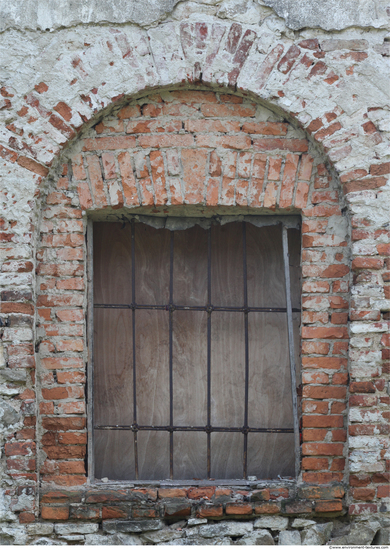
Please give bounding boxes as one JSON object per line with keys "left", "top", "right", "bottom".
{"left": 88, "top": 216, "right": 301, "bottom": 482}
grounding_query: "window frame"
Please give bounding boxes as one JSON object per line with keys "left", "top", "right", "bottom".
{"left": 86, "top": 215, "right": 301, "bottom": 485}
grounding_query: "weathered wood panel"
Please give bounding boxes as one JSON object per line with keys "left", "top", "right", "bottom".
{"left": 173, "top": 225, "right": 208, "bottom": 306}
{"left": 135, "top": 309, "right": 170, "bottom": 426}
{"left": 211, "top": 312, "right": 245, "bottom": 427}
{"left": 248, "top": 312, "right": 293, "bottom": 429}
{"left": 247, "top": 433, "right": 295, "bottom": 478}
{"left": 93, "top": 222, "right": 132, "bottom": 304}
{"left": 211, "top": 223, "right": 244, "bottom": 307}
{"left": 137, "top": 431, "right": 170, "bottom": 480}
{"left": 94, "top": 308, "right": 133, "bottom": 426}
{"left": 135, "top": 224, "right": 170, "bottom": 305}
{"left": 173, "top": 311, "right": 207, "bottom": 426}
{"left": 247, "top": 223, "right": 286, "bottom": 308}
{"left": 173, "top": 432, "right": 207, "bottom": 480}
{"left": 94, "top": 429, "right": 135, "bottom": 480}
{"left": 211, "top": 433, "right": 244, "bottom": 479}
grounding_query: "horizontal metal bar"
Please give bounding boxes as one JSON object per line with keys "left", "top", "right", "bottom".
{"left": 94, "top": 425, "right": 294, "bottom": 433}
{"left": 94, "top": 303, "right": 301, "bottom": 313}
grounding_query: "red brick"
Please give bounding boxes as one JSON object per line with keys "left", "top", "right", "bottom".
{"left": 200, "top": 103, "right": 256, "bottom": 118}
{"left": 377, "top": 485, "right": 390, "bottom": 498}
{"left": 242, "top": 121, "right": 287, "bottom": 135}
{"left": 350, "top": 381, "right": 375, "bottom": 393}
{"left": 158, "top": 488, "right": 187, "bottom": 499}
{"left": 182, "top": 149, "right": 208, "bottom": 203}
{"left": 226, "top": 503, "right": 253, "bottom": 515}
{"left": 41, "top": 506, "right": 69, "bottom": 520}
{"left": 17, "top": 156, "right": 49, "bottom": 177}
{"left": 351, "top": 488, "right": 375, "bottom": 501}
{"left": 83, "top": 136, "right": 136, "bottom": 151}
{"left": 253, "top": 138, "right": 308, "bottom": 152}
{"left": 315, "top": 500, "right": 343, "bottom": 512}
{"left": 349, "top": 503, "right": 377, "bottom": 515}
{"left": 302, "top": 472, "right": 343, "bottom": 483}
{"left": 187, "top": 487, "right": 215, "bottom": 500}
{"left": 254, "top": 503, "right": 281, "bottom": 514}
{"left": 302, "top": 443, "right": 344, "bottom": 456}
{"left": 19, "top": 512, "right": 35, "bottom": 523}
{"left": 302, "top": 457, "right": 328, "bottom": 470}
{"left": 302, "top": 327, "right": 348, "bottom": 339}
{"left": 279, "top": 153, "right": 299, "bottom": 207}
{"left": 102, "top": 506, "right": 129, "bottom": 519}
{"left": 303, "top": 386, "right": 346, "bottom": 399}
{"left": 303, "top": 416, "right": 344, "bottom": 428}
{"left": 370, "top": 162, "right": 390, "bottom": 176}
{"left": 344, "top": 177, "right": 387, "bottom": 194}
{"left": 196, "top": 505, "right": 223, "bottom": 518}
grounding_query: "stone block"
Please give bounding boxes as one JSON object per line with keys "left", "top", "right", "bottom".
{"left": 301, "top": 523, "right": 333, "bottom": 545}
{"left": 27, "top": 524, "right": 54, "bottom": 536}
{"left": 199, "top": 521, "right": 253, "bottom": 538}
{"left": 103, "top": 519, "right": 164, "bottom": 533}
{"left": 54, "top": 523, "right": 99, "bottom": 535}
{"left": 278, "top": 530, "right": 301, "bottom": 545}
{"left": 254, "top": 517, "right": 289, "bottom": 531}
{"left": 237, "top": 529, "right": 275, "bottom": 545}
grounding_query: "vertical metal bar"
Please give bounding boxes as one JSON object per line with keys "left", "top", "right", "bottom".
{"left": 282, "top": 224, "right": 300, "bottom": 479}
{"left": 207, "top": 227, "right": 212, "bottom": 479}
{"left": 131, "top": 220, "right": 139, "bottom": 480}
{"left": 86, "top": 219, "right": 94, "bottom": 482}
{"left": 243, "top": 222, "right": 249, "bottom": 479}
{"left": 169, "top": 231, "right": 174, "bottom": 479}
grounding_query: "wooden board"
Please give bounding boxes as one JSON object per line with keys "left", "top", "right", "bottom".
{"left": 94, "top": 429, "right": 135, "bottom": 480}
{"left": 211, "top": 223, "right": 244, "bottom": 307}
{"left": 211, "top": 312, "right": 245, "bottom": 427}
{"left": 247, "top": 223, "right": 286, "bottom": 308}
{"left": 173, "top": 225, "right": 208, "bottom": 306}
{"left": 135, "top": 310, "right": 170, "bottom": 426}
{"left": 173, "top": 432, "right": 207, "bottom": 480}
{"left": 93, "top": 222, "right": 133, "bottom": 305}
{"left": 287, "top": 227, "right": 301, "bottom": 310}
{"left": 137, "top": 431, "right": 170, "bottom": 480}
{"left": 247, "top": 433, "right": 295, "bottom": 479}
{"left": 93, "top": 308, "right": 133, "bottom": 426}
{"left": 248, "top": 312, "right": 293, "bottom": 429}
{"left": 172, "top": 311, "right": 207, "bottom": 426}
{"left": 134, "top": 224, "right": 170, "bottom": 305}
{"left": 210, "top": 433, "right": 243, "bottom": 479}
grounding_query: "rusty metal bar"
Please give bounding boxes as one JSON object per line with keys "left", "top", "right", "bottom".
{"left": 207, "top": 227, "right": 211, "bottom": 480}
{"left": 94, "top": 304, "right": 300, "bottom": 313}
{"left": 169, "top": 231, "right": 174, "bottom": 480}
{"left": 243, "top": 222, "right": 249, "bottom": 479}
{"left": 86, "top": 219, "right": 94, "bottom": 482}
{"left": 282, "top": 224, "right": 300, "bottom": 479}
{"left": 131, "top": 220, "right": 139, "bottom": 480}
{"left": 94, "top": 425, "right": 294, "bottom": 433}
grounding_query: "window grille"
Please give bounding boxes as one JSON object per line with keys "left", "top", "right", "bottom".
{"left": 89, "top": 218, "right": 301, "bottom": 481}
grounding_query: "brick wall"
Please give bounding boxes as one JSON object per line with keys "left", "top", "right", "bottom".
{"left": 0, "top": 15, "right": 388, "bottom": 543}
{"left": 26, "top": 89, "right": 350, "bottom": 519}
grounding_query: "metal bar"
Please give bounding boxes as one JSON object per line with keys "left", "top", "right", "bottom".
{"left": 243, "top": 222, "right": 249, "bottom": 479}
{"left": 207, "top": 227, "right": 211, "bottom": 480}
{"left": 86, "top": 219, "right": 94, "bottom": 482}
{"left": 94, "top": 303, "right": 300, "bottom": 313}
{"left": 282, "top": 224, "right": 300, "bottom": 479}
{"left": 169, "top": 231, "right": 174, "bottom": 480}
{"left": 131, "top": 220, "right": 139, "bottom": 480}
{"left": 94, "top": 425, "right": 294, "bottom": 433}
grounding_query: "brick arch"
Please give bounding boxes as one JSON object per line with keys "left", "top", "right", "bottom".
{"left": 1, "top": 20, "right": 388, "bottom": 526}
{"left": 33, "top": 88, "right": 352, "bottom": 520}
{"left": 0, "top": 20, "right": 386, "bottom": 202}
